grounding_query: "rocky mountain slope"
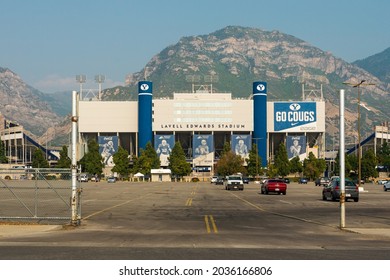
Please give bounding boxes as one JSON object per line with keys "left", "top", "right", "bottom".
{"left": 0, "top": 68, "right": 62, "bottom": 137}
{"left": 121, "top": 26, "right": 389, "bottom": 141}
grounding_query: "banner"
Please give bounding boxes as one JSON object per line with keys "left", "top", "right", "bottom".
{"left": 232, "top": 135, "right": 251, "bottom": 165}
{"left": 286, "top": 135, "right": 306, "bottom": 160}
{"left": 274, "top": 102, "right": 317, "bottom": 131}
{"left": 193, "top": 135, "right": 214, "bottom": 166}
{"left": 155, "top": 135, "right": 174, "bottom": 166}
{"left": 99, "top": 136, "right": 118, "bottom": 167}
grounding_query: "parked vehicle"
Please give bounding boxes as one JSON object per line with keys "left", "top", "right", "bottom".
{"left": 384, "top": 182, "right": 390, "bottom": 192}
{"left": 242, "top": 177, "right": 249, "bottom": 184}
{"left": 210, "top": 176, "right": 218, "bottom": 183}
{"left": 78, "top": 173, "right": 88, "bottom": 182}
{"left": 322, "top": 178, "right": 359, "bottom": 202}
{"left": 298, "top": 177, "right": 308, "bottom": 184}
{"left": 261, "top": 179, "right": 287, "bottom": 195}
{"left": 225, "top": 175, "right": 244, "bottom": 191}
{"left": 315, "top": 177, "right": 329, "bottom": 186}
{"left": 107, "top": 176, "right": 116, "bottom": 183}
{"left": 215, "top": 177, "right": 224, "bottom": 185}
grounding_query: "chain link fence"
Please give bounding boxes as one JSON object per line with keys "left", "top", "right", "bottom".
{"left": 0, "top": 168, "right": 81, "bottom": 224}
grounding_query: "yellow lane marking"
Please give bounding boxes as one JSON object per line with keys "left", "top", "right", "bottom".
{"left": 82, "top": 193, "right": 152, "bottom": 220}
{"left": 186, "top": 198, "right": 193, "bottom": 206}
{"left": 204, "top": 215, "right": 218, "bottom": 234}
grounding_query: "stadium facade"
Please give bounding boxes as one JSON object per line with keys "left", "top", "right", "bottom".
{"left": 78, "top": 81, "right": 326, "bottom": 176}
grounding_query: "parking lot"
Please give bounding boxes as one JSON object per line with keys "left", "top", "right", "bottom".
{"left": 1, "top": 180, "right": 390, "bottom": 259}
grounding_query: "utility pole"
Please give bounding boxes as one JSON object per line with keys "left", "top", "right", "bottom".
{"left": 343, "top": 80, "right": 375, "bottom": 188}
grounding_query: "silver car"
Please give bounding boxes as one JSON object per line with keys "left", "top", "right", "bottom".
{"left": 384, "top": 182, "right": 390, "bottom": 192}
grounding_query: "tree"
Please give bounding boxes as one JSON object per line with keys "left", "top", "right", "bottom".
{"left": 221, "top": 141, "right": 231, "bottom": 156}
{"left": 32, "top": 149, "right": 49, "bottom": 168}
{"left": 56, "top": 145, "right": 71, "bottom": 168}
{"left": 0, "top": 140, "right": 7, "bottom": 163}
{"left": 377, "top": 142, "right": 390, "bottom": 172}
{"left": 111, "top": 146, "right": 130, "bottom": 179}
{"left": 303, "top": 152, "right": 326, "bottom": 180}
{"left": 274, "top": 142, "right": 290, "bottom": 177}
{"left": 168, "top": 141, "right": 191, "bottom": 179}
{"left": 289, "top": 156, "right": 303, "bottom": 175}
{"left": 215, "top": 150, "right": 245, "bottom": 176}
{"left": 361, "top": 149, "right": 378, "bottom": 179}
{"left": 78, "top": 139, "right": 104, "bottom": 175}
{"left": 246, "top": 143, "right": 263, "bottom": 178}
{"left": 132, "top": 142, "right": 160, "bottom": 176}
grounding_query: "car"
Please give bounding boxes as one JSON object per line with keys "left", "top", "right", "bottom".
{"left": 78, "top": 173, "right": 88, "bottom": 182}
{"left": 322, "top": 178, "right": 359, "bottom": 202}
{"left": 107, "top": 176, "right": 116, "bottom": 183}
{"left": 210, "top": 176, "right": 218, "bottom": 183}
{"left": 215, "top": 177, "right": 224, "bottom": 185}
{"left": 384, "top": 182, "right": 390, "bottom": 192}
{"left": 315, "top": 177, "right": 329, "bottom": 186}
{"left": 298, "top": 177, "right": 308, "bottom": 184}
{"left": 242, "top": 177, "right": 249, "bottom": 184}
{"left": 225, "top": 175, "right": 244, "bottom": 191}
{"left": 283, "top": 178, "right": 290, "bottom": 184}
{"left": 261, "top": 179, "right": 287, "bottom": 195}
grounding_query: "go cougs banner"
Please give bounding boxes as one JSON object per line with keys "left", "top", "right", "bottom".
{"left": 155, "top": 135, "right": 174, "bottom": 166}
{"left": 193, "top": 135, "right": 214, "bottom": 167}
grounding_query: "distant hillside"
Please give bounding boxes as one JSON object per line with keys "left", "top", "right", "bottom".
{"left": 0, "top": 67, "right": 62, "bottom": 136}
{"left": 353, "top": 47, "right": 390, "bottom": 86}
{"left": 105, "top": 26, "right": 389, "bottom": 142}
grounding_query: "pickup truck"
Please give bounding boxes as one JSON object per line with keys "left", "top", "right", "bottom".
{"left": 225, "top": 175, "right": 244, "bottom": 191}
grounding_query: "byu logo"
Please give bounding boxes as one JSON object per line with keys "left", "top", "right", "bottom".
{"left": 256, "top": 84, "right": 265, "bottom": 92}
{"left": 289, "top": 103, "right": 301, "bottom": 111}
{"left": 140, "top": 83, "right": 149, "bottom": 91}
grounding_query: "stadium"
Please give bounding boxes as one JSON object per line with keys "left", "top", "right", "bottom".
{"left": 77, "top": 81, "right": 326, "bottom": 177}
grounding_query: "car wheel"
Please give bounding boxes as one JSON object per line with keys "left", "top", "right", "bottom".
{"left": 322, "top": 193, "right": 327, "bottom": 201}
{"left": 282, "top": 191, "right": 286, "bottom": 195}
{"left": 354, "top": 198, "right": 359, "bottom": 202}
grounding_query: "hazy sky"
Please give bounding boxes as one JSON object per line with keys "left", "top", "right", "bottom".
{"left": 1, "top": 0, "right": 389, "bottom": 92}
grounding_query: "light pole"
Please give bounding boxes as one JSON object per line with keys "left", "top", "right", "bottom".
{"left": 343, "top": 80, "right": 375, "bottom": 187}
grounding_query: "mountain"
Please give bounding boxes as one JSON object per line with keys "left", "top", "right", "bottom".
{"left": 353, "top": 47, "right": 390, "bottom": 86}
{"left": 1, "top": 26, "right": 389, "bottom": 148}
{"left": 0, "top": 67, "right": 63, "bottom": 136}
{"left": 109, "top": 26, "right": 389, "bottom": 143}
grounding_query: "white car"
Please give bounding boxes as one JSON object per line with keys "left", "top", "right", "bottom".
{"left": 210, "top": 176, "right": 218, "bottom": 183}
{"left": 384, "top": 182, "right": 390, "bottom": 192}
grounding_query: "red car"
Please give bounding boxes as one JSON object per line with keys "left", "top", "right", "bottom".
{"left": 261, "top": 179, "right": 287, "bottom": 195}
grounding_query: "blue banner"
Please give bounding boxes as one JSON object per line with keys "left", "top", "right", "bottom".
{"left": 99, "top": 136, "right": 118, "bottom": 167}
{"left": 232, "top": 135, "right": 251, "bottom": 159}
{"left": 155, "top": 135, "right": 174, "bottom": 166}
{"left": 274, "top": 102, "right": 316, "bottom": 131}
{"left": 193, "top": 135, "right": 214, "bottom": 158}
{"left": 286, "top": 136, "right": 306, "bottom": 160}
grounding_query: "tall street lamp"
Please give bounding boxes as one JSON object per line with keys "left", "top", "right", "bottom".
{"left": 343, "top": 80, "right": 375, "bottom": 187}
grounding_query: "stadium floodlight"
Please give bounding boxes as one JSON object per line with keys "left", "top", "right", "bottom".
{"left": 204, "top": 74, "right": 219, "bottom": 93}
{"left": 76, "top": 75, "right": 86, "bottom": 98}
{"left": 95, "top": 75, "right": 105, "bottom": 100}
{"left": 186, "top": 75, "right": 201, "bottom": 93}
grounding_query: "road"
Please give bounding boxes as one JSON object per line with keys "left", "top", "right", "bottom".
{"left": 1, "top": 181, "right": 390, "bottom": 259}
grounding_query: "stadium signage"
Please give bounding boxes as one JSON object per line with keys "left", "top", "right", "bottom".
{"left": 159, "top": 123, "right": 246, "bottom": 129}
{"left": 274, "top": 102, "right": 317, "bottom": 131}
